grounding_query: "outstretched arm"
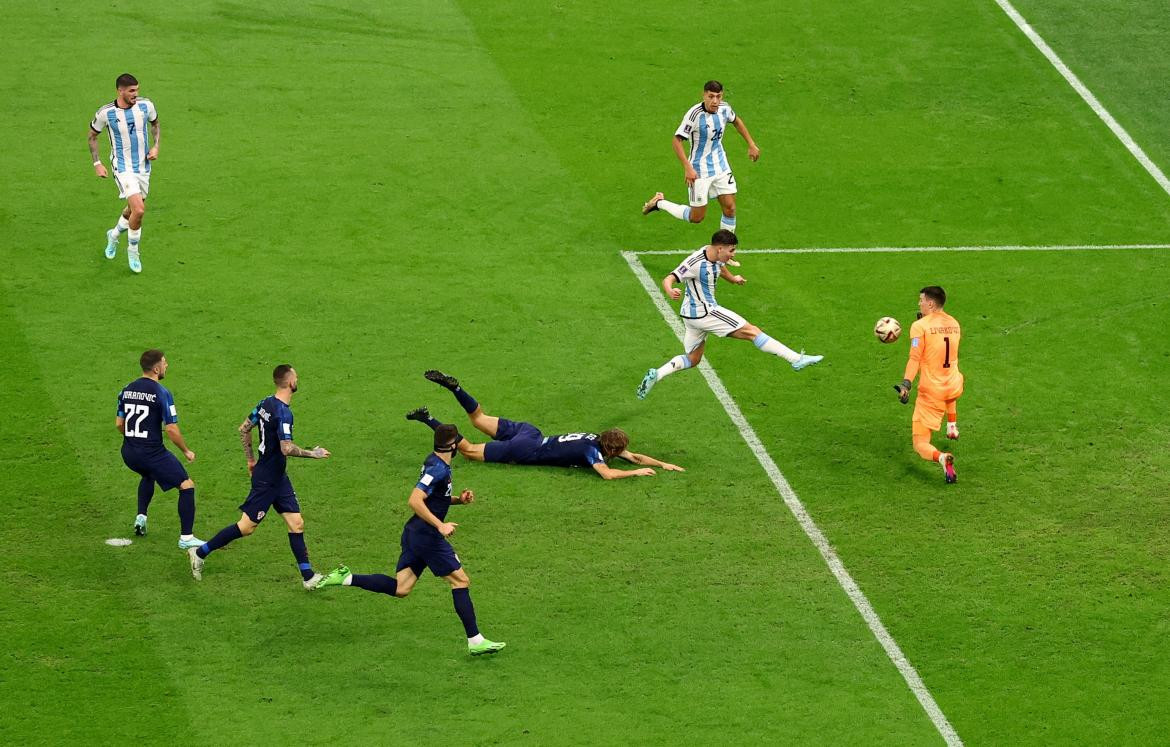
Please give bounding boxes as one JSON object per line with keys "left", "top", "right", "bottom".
{"left": 280, "top": 439, "right": 330, "bottom": 459}
{"left": 732, "top": 117, "right": 760, "bottom": 161}
{"left": 592, "top": 462, "right": 656, "bottom": 480}
{"left": 719, "top": 265, "right": 745, "bottom": 285}
{"left": 617, "top": 449, "right": 685, "bottom": 472}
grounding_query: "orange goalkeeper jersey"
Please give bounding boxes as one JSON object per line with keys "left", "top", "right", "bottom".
{"left": 904, "top": 310, "right": 964, "bottom": 400}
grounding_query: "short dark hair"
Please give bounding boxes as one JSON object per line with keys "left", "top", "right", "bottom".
{"left": 920, "top": 286, "right": 947, "bottom": 308}
{"left": 140, "top": 349, "right": 164, "bottom": 372}
{"left": 599, "top": 428, "right": 629, "bottom": 459}
{"left": 704, "top": 80, "right": 724, "bottom": 93}
{"left": 711, "top": 229, "right": 738, "bottom": 246}
{"left": 116, "top": 73, "right": 139, "bottom": 89}
{"left": 434, "top": 423, "right": 461, "bottom": 452}
{"left": 273, "top": 364, "right": 294, "bottom": 386}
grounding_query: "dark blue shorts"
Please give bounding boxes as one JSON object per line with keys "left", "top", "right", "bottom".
{"left": 484, "top": 418, "right": 543, "bottom": 464}
{"left": 238, "top": 475, "right": 301, "bottom": 523}
{"left": 396, "top": 527, "right": 461, "bottom": 578}
{"left": 121, "top": 444, "right": 189, "bottom": 491}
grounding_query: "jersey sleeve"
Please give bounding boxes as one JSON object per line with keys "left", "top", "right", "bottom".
{"left": 671, "top": 253, "right": 700, "bottom": 282}
{"left": 247, "top": 401, "right": 262, "bottom": 426}
{"left": 91, "top": 109, "right": 106, "bottom": 133}
{"left": 146, "top": 100, "right": 158, "bottom": 122}
{"left": 278, "top": 407, "right": 293, "bottom": 441}
{"left": 160, "top": 388, "right": 179, "bottom": 425}
{"left": 723, "top": 103, "right": 736, "bottom": 122}
{"left": 584, "top": 446, "right": 604, "bottom": 466}
{"left": 675, "top": 110, "right": 695, "bottom": 140}
{"left": 415, "top": 463, "right": 448, "bottom": 495}
{"left": 116, "top": 391, "right": 125, "bottom": 418}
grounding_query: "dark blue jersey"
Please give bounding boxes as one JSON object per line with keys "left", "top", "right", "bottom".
{"left": 117, "top": 377, "right": 178, "bottom": 449}
{"left": 404, "top": 454, "right": 453, "bottom": 534}
{"left": 525, "top": 432, "right": 606, "bottom": 468}
{"left": 248, "top": 395, "right": 293, "bottom": 484}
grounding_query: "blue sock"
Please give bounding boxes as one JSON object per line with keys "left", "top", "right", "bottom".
{"left": 136, "top": 477, "right": 154, "bottom": 515}
{"left": 288, "top": 533, "right": 313, "bottom": 580}
{"left": 453, "top": 387, "right": 479, "bottom": 414}
{"left": 451, "top": 587, "right": 479, "bottom": 637}
{"left": 351, "top": 574, "right": 398, "bottom": 596}
{"left": 177, "top": 487, "right": 195, "bottom": 535}
{"left": 422, "top": 415, "right": 442, "bottom": 431}
{"left": 720, "top": 214, "right": 736, "bottom": 233}
{"left": 198, "top": 523, "right": 243, "bottom": 558}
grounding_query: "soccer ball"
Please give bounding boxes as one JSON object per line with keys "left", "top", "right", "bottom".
{"left": 874, "top": 316, "right": 901, "bottom": 343}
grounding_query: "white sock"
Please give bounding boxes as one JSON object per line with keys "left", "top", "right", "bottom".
{"left": 136, "top": 513, "right": 147, "bottom": 521}
{"left": 342, "top": 573, "right": 354, "bottom": 586}
{"left": 752, "top": 333, "right": 799, "bottom": 363}
{"left": 114, "top": 215, "right": 130, "bottom": 234}
{"left": 658, "top": 199, "right": 691, "bottom": 222}
{"left": 938, "top": 453, "right": 949, "bottom": 467}
{"left": 468, "top": 633, "right": 485, "bottom": 646}
{"left": 656, "top": 355, "right": 692, "bottom": 380}
{"left": 720, "top": 214, "right": 737, "bottom": 233}
{"left": 180, "top": 534, "right": 194, "bottom": 541}
{"left": 128, "top": 228, "right": 141, "bottom": 251}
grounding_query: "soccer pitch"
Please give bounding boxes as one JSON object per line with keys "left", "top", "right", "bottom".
{"left": 2, "top": 0, "right": 1170, "bottom": 743}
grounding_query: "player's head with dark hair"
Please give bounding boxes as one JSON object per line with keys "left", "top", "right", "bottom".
{"left": 140, "top": 349, "right": 165, "bottom": 375}
{"left": 704, "top": 80, "right": 724, "bottom": 93}
{"left": 702, "top": 80, "right": 725, "bottom": 112}
{"left": 273, "top": 364, "right": 298, "bottom": 392}
{"left": 116, "top": 73, "right": 138, "bottom": 89}
{"left": 920, "top": 286, "right": 947, "bottom": 308}
{"left": 434, "top": 424, "right": 462, "bottom": 455}
{"left": 711, "top": 229, "right": 738, "bottom": 247}
{"left": 599, "top": 428, "right": 629, "bottom": 460}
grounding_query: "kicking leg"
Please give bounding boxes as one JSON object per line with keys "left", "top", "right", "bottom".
{"left": 730, "top": 323, "right": 823, "bottom": 371}
{"left": 423, "top": 370, "right": 500, "bottom": 436}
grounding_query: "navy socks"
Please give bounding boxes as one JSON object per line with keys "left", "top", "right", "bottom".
{"left": 197, "top": 523, "right": 243, "bottom": 558}
{"left": 351, "top": 574, "right": 398, "bottom": 596}
{"left": 177, "top": 487, "right": 196, "bottom": 535}
{"left": 451, "top": 587, "right": 479, "bottom": 637}
{"left": 288, "top": 532, "right": 313, "bottom": 580}
{"left": 453, "top": 387, "right": 479, "bottom": 414}
{"left": 137, "top": 477, "right": 154, "bottom": 515}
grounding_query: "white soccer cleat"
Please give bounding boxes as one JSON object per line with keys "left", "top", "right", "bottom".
{"left": 177, "top": 536, "right": 205, "bottom": 550}
{"left": 104, "top": 229, "right": 119, "bottom": 259}
{"left": 946, "top": 422, "right": 959, "bottom": 440}
{"left": 128, "top": 248, "right": 142, "bottom": 274}
{"left": 791, "top": 352, "right": 823, "bottom": 371}
{"left": 303, "top": 573, "right": 324, "bottom": 590}
{"left": 187, "top": 547, "right": 204, "bottom": 581}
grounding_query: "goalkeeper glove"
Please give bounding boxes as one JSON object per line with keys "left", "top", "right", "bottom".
{"left": 893, "top": 379, "right": 911, "bottom": 404}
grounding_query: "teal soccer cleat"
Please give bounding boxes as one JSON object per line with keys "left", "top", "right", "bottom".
{"left": 636, "top": 368, "right": 658, "bottom": 400}
{"left": 134, "top": 514, "right": 147, "bottom": 536}
{"left": 791, "top": 352, "right": 823, "bottom": 371}
{"left": 128, "top": 248, "right": 142, "bottom": 274}
{"left": 104, "top": 229, "right": 118, "bottom": 259}
{"left": 177, "top": 536, "right": 205, "bottom": 550}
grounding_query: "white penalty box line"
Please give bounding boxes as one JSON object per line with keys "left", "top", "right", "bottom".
{"left": 630, "top": 243, "right": 1170, "bottom": 256}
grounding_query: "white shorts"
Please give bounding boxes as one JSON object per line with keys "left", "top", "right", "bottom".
{"left": 112, "top": 170, "right": 151, "bottom": 200}
{"left": 682, "top": 307, "right": 747, "bottom": 353}
{"left": 688, "top": 171, "right": 736, "bottom": 207}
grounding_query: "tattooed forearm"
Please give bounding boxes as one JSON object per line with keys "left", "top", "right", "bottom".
{"left": 238, "top": 420, "right": 255, "bottom": 462}
{"left": 280, "top": 440, "right": 320, "bottom": 458}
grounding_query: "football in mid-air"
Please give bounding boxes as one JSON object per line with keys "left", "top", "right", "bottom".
{"left": 874, "top": 316, "right": 901, "bottom": 343}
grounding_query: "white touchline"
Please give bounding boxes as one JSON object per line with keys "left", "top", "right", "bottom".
{"left": 632, "top": 243, "right": 1170, "bottom": 256}
{"left": 994, "top": 0, "right": 1170, "bottom": 200}
{"left": 622, "top": 250, "right": 963, "bottom": 747}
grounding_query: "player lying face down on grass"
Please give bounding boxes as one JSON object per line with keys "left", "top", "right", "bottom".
{"left": 407, "top": 371, "right": 684, "bottom": 479}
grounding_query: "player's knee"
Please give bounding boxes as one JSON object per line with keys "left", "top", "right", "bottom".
{"left": 131, "top": 203, "right": 146, "bottom": 218}
{"left": 286, "top": 516, "right": 305, "bottom": 533}
{"left": 179, "top": 478, "right": 195, "bottom": 490}
{"left": 237, "top": 518, "right": 258, "bottom": 535}
{"left": 722, "top": 205, "right": 736, "bottom": 217}
{"left": 395, "top": 579, "right": 415, "bottom": 597}
{"left": 688, "top": 211, "right": 704, "bottom": 223}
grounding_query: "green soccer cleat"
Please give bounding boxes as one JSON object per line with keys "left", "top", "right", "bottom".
{"left": 315, "top": 565, "right": 350, "bottom": 588}
{"left": 469, "top": 639, "right": 506, "bottom": 656}
{"left": 104, "top": 229, "right": 119, "bottom": 259}
{"left": 134, "top": 514, "right": 147, "bottom": 536}
{"left": 636, "top": 368, "right": 657, "bottom": 400}
{"left": 177, "top": 536, "right": 205, "bottom": 550}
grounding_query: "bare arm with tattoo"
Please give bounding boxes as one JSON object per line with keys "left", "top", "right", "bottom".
{"left": 238, "top": 419, "right": 256, "bottom": 471}
{"left": 147, "top": 119, "right": 159, "bottom": 161}
{"left": 281, "top": 439, "right": 330, "bottom": 459}
{"left": 88, "top": 128, "right": 108, "bottom": 178}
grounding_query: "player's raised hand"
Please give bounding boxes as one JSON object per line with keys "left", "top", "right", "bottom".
{"left": 183, "top": 450, "right": 196, "bottom": 463}
{"left": 667, "top": 287, "right": 682, "bottom": 301}
{"left": 660, "top": 462, "right": 685, "bottom": 472}
{"left": 438, "top": 521, "right": 458, "bottom": 537}
{"left": 748, "top": 144, "right": 761, "bottom": 162}
{"left": 311, "top": 446, "right": 331, "bottom": 459}
{"left": 458, "top": 489, "right": 475, "bottom": 504}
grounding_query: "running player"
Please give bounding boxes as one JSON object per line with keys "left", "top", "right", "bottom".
{"left": 894, "top": 286, "right": 963, "bottom": 483}
{"left": 316, "top": 424, "right": 506, "bottom": 656}
{"left": 409, "top": 371, "right": 684, "bottom": 479}
{"left": 188, "top": 365, "right": 331, "bottom": 586}
{"left": 642, "top": 80, "right": 760, "bottom": 236}
{"left": 88, "top": 73, "right": 159, "bottom": 273}
{"left": 116, "top": 349, "right": 203, "bottom": 555}
{"left": 637, "top": 230, "right": 823, "bottom": 399}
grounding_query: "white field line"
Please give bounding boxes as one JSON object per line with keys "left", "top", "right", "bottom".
{"left": 622, "top": 250, "right": 963, "bottom": 746}
{"left": 631, "top": 243, "right": 1170, "bottom": 256}
{"left": 995, "top": 0, "right": 1170, "bottom": 200}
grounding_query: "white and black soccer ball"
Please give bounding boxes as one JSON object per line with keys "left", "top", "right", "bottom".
{"left": 874, "top": 316, "right": 901, "bottom": 343}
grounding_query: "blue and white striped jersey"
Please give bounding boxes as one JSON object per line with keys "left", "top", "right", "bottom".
{"left": 670, "top": 246, "right": 724, "bottom": 319}
{"left": 91, "top": 99, "right": 157, "bottom": 174}
{"left": 675, "top": 102, "right": 737, "bottom": 179}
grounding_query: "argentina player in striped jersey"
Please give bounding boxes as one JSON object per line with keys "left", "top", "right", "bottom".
{"left": 88, "top": 73, "right": 159, "bottom": 273}
{"left": 637, "top": 230, "right": 823, "bottom": 399}
{"left": 643, "top": 80, "right": 760, "bottom": 237}
{"left": 408, "top": 372, "right": 684, "bottom": 479}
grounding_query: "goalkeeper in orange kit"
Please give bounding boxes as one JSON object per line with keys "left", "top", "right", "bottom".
{"left": 894, "top": 286, "right": 963, "bottom": 483}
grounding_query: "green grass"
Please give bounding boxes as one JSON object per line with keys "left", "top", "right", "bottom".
{"left": 1, "top": 0, "right": 1169, "bottom": 743}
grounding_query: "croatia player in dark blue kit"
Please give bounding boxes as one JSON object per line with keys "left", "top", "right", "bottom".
{"left": 188, "top": 365, "right": 331, "bottom": 588}
{"left": 116, "top": 349, "right": 203, "bottom": 570}
{"left": 408, "top": 371, "right": 684, "bottom": 479}
{"left": 317, "top": 424, "right": 506, "bottom": 656}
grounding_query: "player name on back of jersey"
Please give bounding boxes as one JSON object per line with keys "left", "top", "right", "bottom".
{"left": 256, "top": 406, "right": 273, "bottom": 423}
{"left": 122, "top": 390, "right": 158, "bottom": 402}
{"left": 928, "top": 325, "right": 960, "bottom": 334}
